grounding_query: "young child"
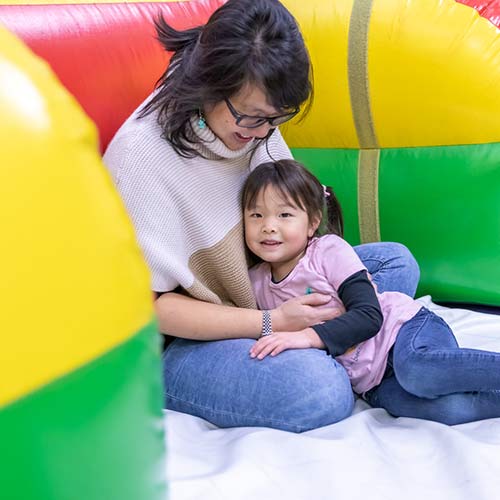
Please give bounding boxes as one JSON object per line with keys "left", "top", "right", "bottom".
{"left": 243, "top": 159, "right": 500, "bottom": 424}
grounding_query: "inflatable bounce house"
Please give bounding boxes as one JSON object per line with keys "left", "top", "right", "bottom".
{"left": 1, "top": 0, "right": 500, "bottom": 499}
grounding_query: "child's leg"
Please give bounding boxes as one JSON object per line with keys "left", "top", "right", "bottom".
{"left": 364, "top": 375, "right": 500, "bottom": 425}
{"left": 393, "top": 307, "right": 500, "bottom": 398}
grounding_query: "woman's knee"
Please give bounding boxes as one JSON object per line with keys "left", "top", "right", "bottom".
{"left": 282, "top": 356, "right": 355, "bottom": 432}
{"left": 392, "top": 242, "right": 420, "bottom": 297}
{"left": 163, "top": 341, "right": 354, "bottom": 432}
{"left": 354, "top": 241, "right": 420, "bottom": 296}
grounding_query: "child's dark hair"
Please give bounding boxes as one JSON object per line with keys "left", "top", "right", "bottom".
{"left": 139, "top": 0, "right": 312, "bottom": 158}
{"left": 242, "top": 159, "right": 344, "bottom": 237}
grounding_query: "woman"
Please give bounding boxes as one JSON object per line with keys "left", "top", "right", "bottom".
{"left": 103, "top": 0, "right": 419, "bottom": 432}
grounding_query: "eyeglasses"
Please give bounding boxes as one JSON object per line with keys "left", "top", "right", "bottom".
{"left": 224, "top": 98, "right": 299, "bottom": 129}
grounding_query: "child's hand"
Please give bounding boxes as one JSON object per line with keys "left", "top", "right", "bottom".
{"left": 272, "top": 293, "right": 343, "bottom": 331}
{"left": 249, "top": 328, "right": 325, "bottom": 360}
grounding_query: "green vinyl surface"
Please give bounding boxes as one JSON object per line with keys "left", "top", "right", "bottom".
{"left": 293, "top": 147, "right": 361, "bottom": 245}
{"left": 292, "top": 142, "right": 500, "bottom": 306}
{"left": 0, "top": 319, "right": 167, "bottom": 500}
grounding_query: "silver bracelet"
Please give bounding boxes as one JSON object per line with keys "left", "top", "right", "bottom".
{"left": 261, "top": 310, "right": 273, "bottom": 337}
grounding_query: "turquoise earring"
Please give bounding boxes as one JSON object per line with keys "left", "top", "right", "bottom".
{"left": 198, "top": 109, "right": 206, "bottom": 129}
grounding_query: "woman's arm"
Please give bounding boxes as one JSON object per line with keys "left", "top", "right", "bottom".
{"left": 154, "top": 291, "right": 343, "bottom": 341}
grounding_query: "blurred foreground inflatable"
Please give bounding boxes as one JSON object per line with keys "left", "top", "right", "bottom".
{"left": 0, "top": 7, "right": 167, "bottom": 500}
{"left": 0, "top": 0, "right": 500, "bottom": 499}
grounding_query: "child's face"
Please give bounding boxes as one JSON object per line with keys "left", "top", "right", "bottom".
{"left": 244, "top": 185, "right": 320, "bottom": 281}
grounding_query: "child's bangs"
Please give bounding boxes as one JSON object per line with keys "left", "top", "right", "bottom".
{"left": 273, "top": 182, "right": 307, "bottom": 212}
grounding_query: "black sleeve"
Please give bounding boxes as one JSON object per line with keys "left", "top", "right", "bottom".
{"left": 312, "top": 270, "right": 383, "bottom": 357}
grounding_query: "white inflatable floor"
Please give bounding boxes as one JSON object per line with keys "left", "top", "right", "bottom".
{"left": 165, "top": 297, "right": 500, "bottom": 500}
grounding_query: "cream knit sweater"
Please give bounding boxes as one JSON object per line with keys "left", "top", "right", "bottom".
{"left": 103, "top": 97, "right": 292, "bottom": 308}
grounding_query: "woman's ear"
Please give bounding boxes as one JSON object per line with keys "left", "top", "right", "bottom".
{"left": 308, "top": 212, "right": 322, "bottom": 237}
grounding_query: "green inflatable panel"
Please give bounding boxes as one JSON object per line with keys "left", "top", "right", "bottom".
{"left": 0, "top": 321, "right": 167, "bottom": 500}
{"left": 293, "top": 143, "right": 500, "bottom": 306}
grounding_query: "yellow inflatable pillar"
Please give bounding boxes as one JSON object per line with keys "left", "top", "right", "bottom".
{"left": 0, "top": 27, "right": 166, "bottom": 500}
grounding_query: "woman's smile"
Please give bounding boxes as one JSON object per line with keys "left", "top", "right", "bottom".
{"left": 234, "top": 132, "right": 254, "bottom": 143}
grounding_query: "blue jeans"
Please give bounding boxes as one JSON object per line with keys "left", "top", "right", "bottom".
{"left": 364, "top": 307, "right": 500, "bottom": 425}
{"left": 163, "top": 242, "right": 420, "bottom": 432}
{"left": 353, "top": 241, "right": 419, "bottom": 297}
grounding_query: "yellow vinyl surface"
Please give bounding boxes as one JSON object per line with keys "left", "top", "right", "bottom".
{"left": 282, "top": 0, "right": 500, "bottom": 149}
{"left": 0, "top": 27, "right": 153, "bottom": 407}
{"left": 281, "top": 0, "right": 359, "bottom": 149}
{"left": 369, "top": 0, "right": 500, "bottom": 147}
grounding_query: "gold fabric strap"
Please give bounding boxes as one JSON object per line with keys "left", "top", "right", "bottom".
{"left": 348, "top": 0, "right": 378, "bottom": 149}
{"left": 357, "top": 149, "right": 381, "bottom": 243}
{"left": 349, "top": 0, "right": 381, "bottom": 242}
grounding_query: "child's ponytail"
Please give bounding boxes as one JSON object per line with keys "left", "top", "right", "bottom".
{"left": 323, "top": 186, "right": 344, "bottom": 238}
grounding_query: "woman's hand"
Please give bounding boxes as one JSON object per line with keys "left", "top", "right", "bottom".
{"left": 249, "top": 328, "right": 325, "bottom": 360}
{"left": 271, "top": 293, "right": 343, "bottom": 331}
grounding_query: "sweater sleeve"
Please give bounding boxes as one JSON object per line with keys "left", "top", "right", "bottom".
{"left": 312, "top": 270, "right": 383, "bottom": 357}
{"left": 103, "top": 120, "right": 182, "bottom": 293}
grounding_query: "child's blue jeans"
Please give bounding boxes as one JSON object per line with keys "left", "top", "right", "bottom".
{"left": 364, "top": 306, "right": 500, "bottom": 425}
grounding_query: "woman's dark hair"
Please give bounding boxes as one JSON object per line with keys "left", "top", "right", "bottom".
{"left": 242, "top": 159, "right": 344, "bottom": 238}
{"left": 140, "top": 0, "right": 313, "bottom": 157}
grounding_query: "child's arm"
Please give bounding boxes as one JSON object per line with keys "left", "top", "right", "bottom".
{"left": 249, "top": 326, "right": 325, "bottom": 360}
{"left": 312, "top": 270, "right": 383, "bottom": 356}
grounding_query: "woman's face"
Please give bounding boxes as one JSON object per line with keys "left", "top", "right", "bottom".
{"left": 203, "top": 84, "right": 280, "bottom": 151}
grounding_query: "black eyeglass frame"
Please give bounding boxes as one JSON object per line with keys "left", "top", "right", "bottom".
{"left": 224, "top": 98, "right": 299, "bottom": 129}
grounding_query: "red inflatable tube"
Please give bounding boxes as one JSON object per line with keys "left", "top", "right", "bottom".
{"left": 0, "top": 0, "right": 225, "bottom": 152}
